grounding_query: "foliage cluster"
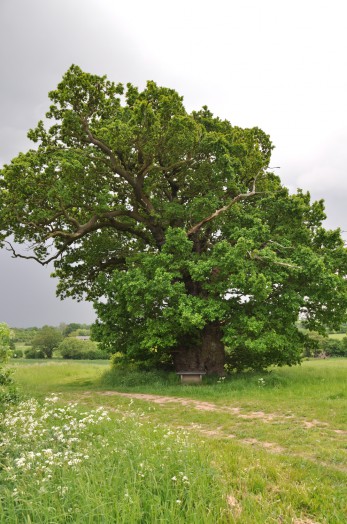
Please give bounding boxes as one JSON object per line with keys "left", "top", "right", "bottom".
{"left": 9, "top": 324, "right": 99, "bottom": 360}
{"left": 58, "top": 337, "right": 108, "bottom": 360}
{"left": 304, "top": 332, "right": 347, "bottom": 358}
{"left": 11, "top": 327, "right": 39, "bottom": 346}
{"left": 0, "top": 323, "right": 18, "bottom": 409}
{"left": 28, "top": 326, "right": 63, "bottom": 358}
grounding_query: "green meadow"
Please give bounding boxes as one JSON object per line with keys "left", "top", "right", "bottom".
{"left": 0, "top": 359, "right": 346, "bottom": 523}
{"left": 328, "top": 333, "right": 346, "bottom": 341}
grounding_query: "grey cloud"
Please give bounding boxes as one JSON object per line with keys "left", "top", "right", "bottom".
{"left": 0, "top": 0, "right": 148, "bottom": 326}
{"left": 0, "top": 0, "right": 147, "bottom": 163}
{"left": 0, "top": 249, "right": 95, "bottom": 327}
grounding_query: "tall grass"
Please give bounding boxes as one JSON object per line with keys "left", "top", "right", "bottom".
{"left": 0, "top": 395, "right": 229, "bottom": 523}
{"left": 5, "top": 358, "right": 347, "bottom": 523}
{"left": 11, "top": 360, "right": 109, "bottom": 397}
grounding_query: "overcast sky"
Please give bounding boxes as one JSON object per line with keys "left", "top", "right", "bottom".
{"left": 1, "top": 0, "right": 346, "bottom": 327}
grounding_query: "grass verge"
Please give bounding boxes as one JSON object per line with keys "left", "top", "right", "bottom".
{"left": 2, "top": 358, "right": 346, "bottom": 523}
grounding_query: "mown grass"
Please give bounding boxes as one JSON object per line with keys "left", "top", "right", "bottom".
{"left": 2, "top": 358, "right": 347, "bottom": 523}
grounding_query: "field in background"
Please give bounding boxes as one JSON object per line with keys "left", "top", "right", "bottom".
{"left": 13, "top": 344, "right": 30, "bottom": 353}
{"left": 1, "top": 359, "right": 346, "bottom": 523}
{"left": 328, "top": 333, "right": 346, "bottom": 340}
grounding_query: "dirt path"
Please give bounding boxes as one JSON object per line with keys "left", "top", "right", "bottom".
{"left": 90, "top": 390, "right": 346, "bottom": 432}
{"left": 80, "top": 390, "right": 347, "bottom": 440}
{"left": 93, "top": 390, "right": 284, "bottom": 421}
{"left": 77, "top": 390, "right": 347, "bottom": 473}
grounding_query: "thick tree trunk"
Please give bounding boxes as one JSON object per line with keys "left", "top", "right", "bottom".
{"left": 173, "top": 324, "right": 225, "bottom": 376}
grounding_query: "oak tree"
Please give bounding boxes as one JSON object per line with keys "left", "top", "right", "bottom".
{"left": 1, "top": 65, "right": 347, "bottom": 373}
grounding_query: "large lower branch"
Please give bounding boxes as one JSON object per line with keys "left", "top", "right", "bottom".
{"left": 5, "top": 211, "right": 152, "bottom": 266}
{"left": 44, "top": 207, "right": 153, "bottom": 241}
{"left": 5, "top": 241, "right": 73, "bottom": 266}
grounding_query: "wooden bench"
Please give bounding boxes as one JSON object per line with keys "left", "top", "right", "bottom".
{"left": 177, "top": 371, "right": 206, "bottom": 384}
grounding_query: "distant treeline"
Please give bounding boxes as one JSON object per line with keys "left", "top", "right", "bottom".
{"left": 12, "top": 323, "right": 92, "bottom": 345}
{"left": 11, "top": 323, "right": 347, "bottom": 361}
{"left": 304, "top": 332, "right": 347, "bottom": 358}
{"left": 10, "top": 323, "right": 109, "bottom": 360}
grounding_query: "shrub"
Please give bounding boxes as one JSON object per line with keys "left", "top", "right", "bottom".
{"left": 9, "top": 348, "right": 24, "bottom": 359}
{"left": 324, "top": 338, "right": 347, "bottom": 357}
{"left": 25, "top": 348, "right": 46, "bottom": 359}
{"left": 302, "top": 332, "right": 347, "bottom": 358}
{"left": 58, "top": 338, "right": 108, "bottom": 360}
{"left": 83, "top": 349, "right": 109, "bottom": 360}
{"left": 0, "top": 323, "right": 18, "bottom": 409}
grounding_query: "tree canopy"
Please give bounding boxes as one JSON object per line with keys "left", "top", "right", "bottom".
{"left": 1, "top": 65, "right": 347, "bottom": 373}
{"left": 30, "top": 326, "right": 63, "bottom": 358}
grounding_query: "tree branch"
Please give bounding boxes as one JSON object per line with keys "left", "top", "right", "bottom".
{"left": 187, "top": 190, "right": 258, "bottom": 237}
{"left": 249, "top": 251, "right": 301, "bottom": 270}
{"left": 5, "top": 210, "right": 152, "bottom": 266}
{"left": 45, "top": 213, "right": 151, "bottom": 244}
{"left": 5, "top": 241, "right": 71, "bottom": 266}
{"left": 81, "top": 118, "right": 135, "bottom": 186}
{"left": 81, "top": 118, "right": 159, "bottom": 219}
{"left": 60, "top": 202, "right": 81, "bottom": 229}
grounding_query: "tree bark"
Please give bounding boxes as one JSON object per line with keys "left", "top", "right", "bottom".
{"left": 173, "top": 324, "right": 225, "bottom": 376}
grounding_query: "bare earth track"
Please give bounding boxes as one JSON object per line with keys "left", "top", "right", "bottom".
{"left": 79, "top": 390, "right": 347, "bottom": 471}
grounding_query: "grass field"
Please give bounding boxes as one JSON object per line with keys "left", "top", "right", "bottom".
{"left": 328, "top": 333, "right": 347, "bottom": 341}
{"left": 1, "top": 359, "right": 346, "bottom": 523}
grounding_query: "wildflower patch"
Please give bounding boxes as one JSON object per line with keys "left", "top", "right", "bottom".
{"left": 0, "top": 394, "right": 110, "bottom": 495}
{"left": 0, "top": 394, "right": 228, "bottom": 522}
